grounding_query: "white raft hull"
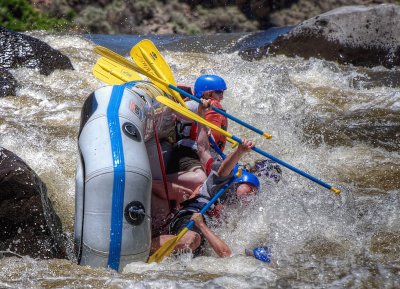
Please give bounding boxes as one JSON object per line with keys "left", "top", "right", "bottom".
{"left": 75, "top": 82, "right": 172, "bottom": 271}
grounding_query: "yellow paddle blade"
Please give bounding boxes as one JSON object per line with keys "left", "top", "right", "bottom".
{"left": 131, "top": 40, "right": 175, "bottom": 84}
{"left": 148, "top": 228, "right": 189, "bottom": 263}
{"left": 129, "top": 46, "right": 175, "bottom": 102}
{"left": 94, "top": 46, "right": 186, "bottom": 107}
{"left": 94, "top": 46, "right": 148, "bottom": 76}
{"left": 130, "top": 40, "right": 187, "bottom": 108}
{"left": 156, "top": 95, "right": 238, "bottom": 146}
{"left": 93, "top": 63, "right": 124, "bottom": 85}
{"left": 93, "top": 57, "right": 142, "bottom": 84}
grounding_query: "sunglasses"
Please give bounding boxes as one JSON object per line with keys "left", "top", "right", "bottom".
{"left": 213, "top": 90, "right": 224, "bottom": 95}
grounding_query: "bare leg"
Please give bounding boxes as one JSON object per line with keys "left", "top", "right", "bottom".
{"left": 167, "top": 167, "right": 207, "bottom": 192}
{"left": 175, "top": 231, "right": 202, "bottom": 252}
{"left": 150, "top": 235, "right": 175, "bottom": 255}
{"left": 152, "top": 179, "right": 193, "bottom": 203}
{"left": 150, "top": 231, "right": 201, "bottom": 255}
{"left": 152, "top": 168, "right": 207, "bottom": 203}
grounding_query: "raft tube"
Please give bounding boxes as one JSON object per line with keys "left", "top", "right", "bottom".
{"left": 74, "top": 81, "right": 173, "bottom": 271}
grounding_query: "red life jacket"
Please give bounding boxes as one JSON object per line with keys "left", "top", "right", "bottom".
{"left": 205, "top": 99, "right": 228, "bottom": 151}
{"left": 175, "top": 87, "right": 227, "bottom": 151}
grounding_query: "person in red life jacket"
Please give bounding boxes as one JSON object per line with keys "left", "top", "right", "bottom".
{"left": 164, "top": 74, "right": 228, "bottom": 192}
{"left": 194, "top": 75, "right": 228, "bottom": 153}
{"left": 151, "top": 80, "right": 223, "bottom": 204}
{"left": 173, "top": 75, "right": 228, "bottom": 163}
{"left": 193, "top": 75, "right": 262, "bottom": 200}
{"left": 150, "top": 100, "right": 258, "bottom": 258}
{"left": 167, "top": 76, "right": 228, "bottom": 183}
{"left": 194, "top": 75, "right": 261, "bottom": 205}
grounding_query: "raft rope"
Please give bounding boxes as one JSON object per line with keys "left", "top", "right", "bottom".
{"left": 107, "top": 85, "right": 126, "bottom": 271}
{"left": 153, "top": 118, "right": 172, "bottom": 212}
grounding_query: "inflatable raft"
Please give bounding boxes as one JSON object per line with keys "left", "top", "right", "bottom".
{"left": 74, "top": 81, "right": 174, "bottom": 271}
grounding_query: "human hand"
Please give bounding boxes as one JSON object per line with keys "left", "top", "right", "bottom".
{"left": 198, "top": 98, "right": 211, "bottom": 116}
{"left": 190, "top": 213, "right": 205, "bottom": 226}
{"left": 238, "top": 139, "right": 255, "bottom": 154}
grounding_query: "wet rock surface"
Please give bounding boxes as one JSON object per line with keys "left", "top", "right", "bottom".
{"left": 0, "top": 27, "right": 74, "bottom": 75}
{"left": 0, "top": 147, "right": 68, "bottom": 259}
{"left": 242, "top": 4, "right": 400, "bottom": 68}
{"left": 0, "top": 26, "right": 74, "bottom": 97}
{"left": 0, "top": 69, "right": 17, "bottom": 98}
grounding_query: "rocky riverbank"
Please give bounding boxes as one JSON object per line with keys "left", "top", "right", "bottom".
{"left": 241, "top": 4, "right": 400, "bottom": 68}
{"left": 27, "top": 0, "right": 398, "bottom": 34}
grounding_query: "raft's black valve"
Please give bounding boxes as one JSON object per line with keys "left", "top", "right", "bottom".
{"left": 124, "top": 201, "right": 146, "bottom": 226}
{"left": 122, "top": 122, "right": 141, "bottom": 142}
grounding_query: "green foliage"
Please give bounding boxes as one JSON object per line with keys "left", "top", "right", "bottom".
{"left": 0, "top": 0, "right": 71, "bottom": 31}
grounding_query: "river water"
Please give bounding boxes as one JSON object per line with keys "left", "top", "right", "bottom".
{"left": 0, "top": 29, "right": 399, "bottom": 288}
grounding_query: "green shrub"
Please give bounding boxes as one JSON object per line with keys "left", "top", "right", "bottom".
{"left": 0, "top": 0, "right": 71, "bottom": 31}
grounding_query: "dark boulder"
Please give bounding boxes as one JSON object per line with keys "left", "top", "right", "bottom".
{"left": 0, "top": 26, "right": 74, "bottom": 75}
{"left": 0, "top": 147, "right": 69, "bottom": 259}
{"left": 0, "top": 69, "right": 17, "bottom": 98}
{"left": 241, "top": 4, "right": 400, "bottom": 68}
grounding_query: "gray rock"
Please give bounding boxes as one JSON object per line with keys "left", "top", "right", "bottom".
{"left": 0, "top": 69, "right": 17, "bottom": 98}
{"left": 0, "top": 26, "right": 74, "bottom": 75}
{"left": 245, "top": 4, "right": 400, "bottom": 68}
{"left": 0, "top": 147, "right": 69, "bottom": 259}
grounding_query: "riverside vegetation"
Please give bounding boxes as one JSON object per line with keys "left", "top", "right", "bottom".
{"left": 1, "top": 0, "right": 398, "bottom": 34}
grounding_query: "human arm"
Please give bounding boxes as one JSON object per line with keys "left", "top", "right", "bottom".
{"left": 196, "top": 99, "right": 213, "bottom": 169}
{"left": 191, "top": 213, "right": 232, "bottom": 257}
{"left": 217, "top": 139, "right": 255, "bottom": 177}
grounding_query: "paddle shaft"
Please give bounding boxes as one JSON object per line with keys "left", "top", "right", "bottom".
{"left": 170, "top": 84, "right": 272, "bottom": 139}
{"left": 156, "top": 95, "right": 340, "bottom": 194}
{"left": 209, "top": 135, "right": 226, "bottom": 160}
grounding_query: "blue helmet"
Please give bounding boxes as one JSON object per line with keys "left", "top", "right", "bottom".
{"left": 233, "top": 165, "right": 260, "bottom": 188}
{"left": 245, "top": 247, "right": 272, "bottom": 263}
{"left": 194, "top": 75, "right": 227, "bottom": 97}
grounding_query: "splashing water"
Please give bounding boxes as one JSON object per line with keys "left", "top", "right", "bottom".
{"left": 0, "top": 31, "right": 399, "bottom": 288}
